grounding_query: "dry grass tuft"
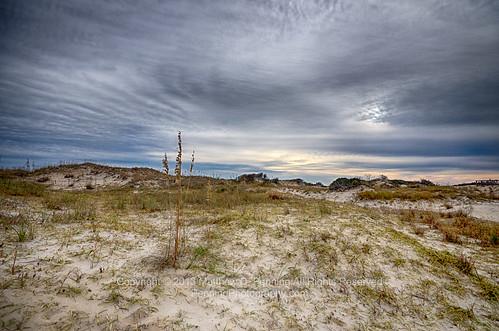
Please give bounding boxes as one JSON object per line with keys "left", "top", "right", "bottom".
{"left": 268, "top": 191, "right": 285, "bottom": 200}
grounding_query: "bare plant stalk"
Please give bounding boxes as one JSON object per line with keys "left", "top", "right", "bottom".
{"left": 163, "top": 152, "right": 172, "bottom": 262}
{"left": 172, "top": 131, "right": 182, "bottom": 268}
{"left": 207, "top": 177, "right": 212, "bottom": 202}
{"left": 11, "top": 248, "right": 17, "bottom": 275}
{"left": 166, "top": 215, "right": 173, "bottom": 261}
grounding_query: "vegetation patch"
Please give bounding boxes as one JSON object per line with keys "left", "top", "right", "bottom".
{"left": 398, "top": 209, "right": 499, "bottom": 246}
{"left": 0, "top": 178, "right": 46, "bottom": 197}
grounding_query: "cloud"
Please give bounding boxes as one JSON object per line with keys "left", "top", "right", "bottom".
{"left": 0, "top": 0, "right": 498, "bottom": 183}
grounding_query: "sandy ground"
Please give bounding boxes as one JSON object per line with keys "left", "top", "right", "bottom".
{"left": 280, "top": 188, "right": 499, "bottom": 223}
{"left": 1, "top": 192, "right": 498, "bottom": 330}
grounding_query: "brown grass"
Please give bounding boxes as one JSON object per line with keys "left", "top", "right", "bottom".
{"left": 359, "top": 186, "right": 459, "bottom": 201}
{"left": 359, "top": 185, "right": 498, "bottom": 201}
{"left": 268, "top": 191, "right": 285, "bottom": 200}
{"left": 399, "top": 210, "right": 499, "bottom": 246}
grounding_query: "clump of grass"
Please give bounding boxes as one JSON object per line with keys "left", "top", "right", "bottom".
{"left": 455, "top": 254, "right": 475, "bottom": 275}
{"left": 393, "top": 258, "right": 405, "bottom": 267}
{"left": 282, "top": 206, "right": 290, "bottom": 215}
{"left": 354, "top": 285, "right": 397, "bottom": 306}
{"left": 413, "top": 225, "right": 426, "bottom": 236}
{"left": 11, "top": 216, "right": 35, "bottom": 242}
{"left": 105, "top": 289, "right": 126, "bottom": 306}
{"left": 442, "top": 304, "right": 476, "bottom": 328}
{"left": 13, "top": 222, "right": 34, "bottom": 242}
{"left": 286, "top": 266, "right": 302, "bottom": 279}
{"left": 275, "top": 224, "right": 293, "bottom": 238}
{"left": 317, "top": 201, "right": 333, "bottom": 216}
{"left": 441, "top": 227, "right": 462, "bottom": 244}
{"left": 186, "top": 246, "right": 210, "bottom": 269}
{"left": 400, "top": 210, "right": 416, "bottom": 223}
{"left": 268, "top": 191, "right": 284, "bottom": 200}
{"left": 473, "top": 275, "right": 499, "bottom": 301}
{"left": 492, "top": 234, "right": 498, "bottom": 245}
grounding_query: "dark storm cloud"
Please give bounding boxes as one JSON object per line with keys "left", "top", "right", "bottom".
{"left": 382, "top": 77, "right": 499, "bottom": 126}
{"left": 328, "top": 135, "right": 499, "bottom": 157}
{"left": 0, "top": 0, "right": 498, "bottom": 181}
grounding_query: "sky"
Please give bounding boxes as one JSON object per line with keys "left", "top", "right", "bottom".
{"left": 1, "top": 0, "right": 499, "bottom": 184}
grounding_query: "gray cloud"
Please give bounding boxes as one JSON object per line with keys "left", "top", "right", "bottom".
{"left": 1, "top": 0, "right": 498, "bottom": 182}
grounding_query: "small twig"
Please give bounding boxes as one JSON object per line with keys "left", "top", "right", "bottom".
{"left": 11, "top": 248, "right": 17, "bottom": 275}
{"left": 411, "top": 294, "right": 429, "bottom": 302}
{"left": 57, "top": 268, "right": 79, "bottom": 293}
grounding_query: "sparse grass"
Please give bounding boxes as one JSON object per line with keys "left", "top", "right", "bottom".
{"left": 45, "top": 192, "right": 81, "bottom": 210}
{"left": 185, "top": 245, "right": 220, "bottom": 273}
{"left": 318, "top": 201, "right": 333, "bottom": 216}
{"left": 101, "top": 184, "right": 276, "bottom": 214}
{"left": 306, "top": 238, "right": 338, "bottom": 275}
{"left": 51, "top": 198, "right": 96, "bottom": 223}
{"left": 389, "top": 228, "right": 498, "bottom": 301}
{"left": 104, "top": 189, "right": 173, "bottom": 212}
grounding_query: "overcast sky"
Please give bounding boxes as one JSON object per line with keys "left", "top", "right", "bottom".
{"left": 1, "top": 0, "right": 498, "bottom": 183}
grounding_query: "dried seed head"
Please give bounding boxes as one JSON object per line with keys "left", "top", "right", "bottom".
{"left": 189, "top": 150, "right": 195, "bottom": 174}
{"left": 162, "top": 153, "right": 169, "bottom": 175}
{"left": 175, "top": 131, "right": 182, "bottom": 178}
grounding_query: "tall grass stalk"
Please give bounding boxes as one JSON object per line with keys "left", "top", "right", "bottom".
{"left": 172, "top": 131, "right": 183, "bottom": 268}
{"left": 162, "top": 153, "right": 169, "bottom": 176}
